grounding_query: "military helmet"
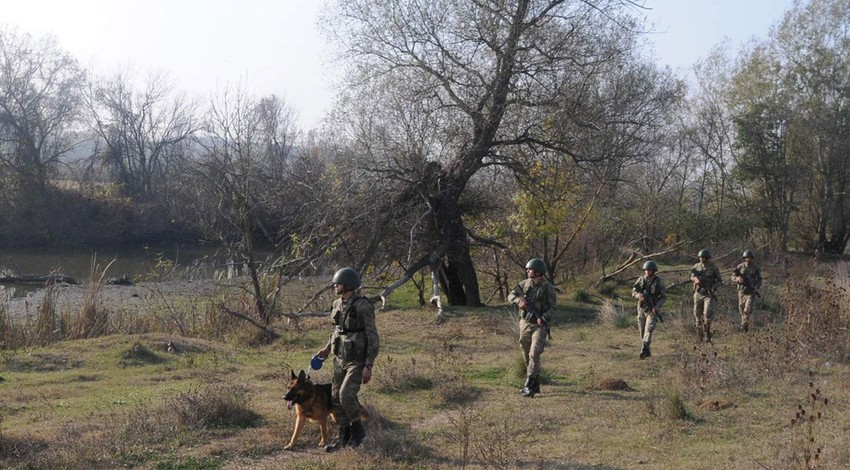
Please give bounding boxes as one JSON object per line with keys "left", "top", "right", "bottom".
{"left": 742, "top": 250, "right": 755, "bottom": 259}
{"left": 698, "top": 249, "right": 712, "bottom": 259}
{"left": 525, "top": 258, "right": 547, "bottom": 275}
{"left": 641, "top": 260, "right": 658, "bottom": 272}
{"left": 332, "top": 267, "right": 361, "bottom": 290}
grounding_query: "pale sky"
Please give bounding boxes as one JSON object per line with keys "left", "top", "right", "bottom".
{"left": 1, "top": 0, "right": 797, "bottom": 131}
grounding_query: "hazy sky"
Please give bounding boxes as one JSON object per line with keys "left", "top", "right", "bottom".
{"left": 2, "top": 0, "right": 797, "bottom": 130}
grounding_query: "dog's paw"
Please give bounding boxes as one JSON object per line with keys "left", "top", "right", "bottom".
{"left": 284, "top": 444, "right": 295, "bottom": 451}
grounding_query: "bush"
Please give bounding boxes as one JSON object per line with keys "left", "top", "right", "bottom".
{"left": 598, "top": 299, "right": 632, "bottom": 329}
{"left": 120, "top": 341, "right": 164, "bottom": 366}
{"left": 663, "top": 390, "right": 696, "bottom": 422}
{"left": 170, "top": 383, "right": 262, "bottom": 429}
{"left": 573, "top": 288, "right": 592, "bottom": 303}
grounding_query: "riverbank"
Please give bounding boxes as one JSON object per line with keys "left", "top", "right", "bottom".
{"left": 3, "top": 279, "right": 221, "bottom": 318}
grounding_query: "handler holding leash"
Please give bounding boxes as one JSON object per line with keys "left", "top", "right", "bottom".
{"left": 316, "top": 267, "right": 380, "bottom": 452}
{"left": 508, "top": 258, "right": 556, "bottom": 398}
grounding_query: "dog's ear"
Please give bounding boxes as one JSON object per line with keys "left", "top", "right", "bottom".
{"left": 290, "top": 369, "right": 297, "bottom": 380}
{"left": 298, "top": 370, "right": 307, "bottom": 381}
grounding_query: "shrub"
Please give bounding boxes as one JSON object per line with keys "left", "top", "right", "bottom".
{"left": 120, "top": 341, "right": 164, "bottom": 366}
{"left": 573, "top": 288, "right": 592, "bottom": 303}
{"left": 376, "top": 355, "right": 433, "bottom": 393}
{"left": 598, "top": 299, "right": 632, "bottom": 329}
{"left": 170, "top": 383, "right": 262, "bottom": 429}
{"left": 663, "top": 390, "right": 696, "bottom": 422}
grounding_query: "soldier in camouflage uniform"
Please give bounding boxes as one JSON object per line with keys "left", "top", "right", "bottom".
{"left": 690, "top": 249, "right": 723, "bottom": 342}
{"left": 507, "top": 258, "right": 557, "bottom": 398}
{"left": 632, "top": 260, "right": 666, "bottom": 359}
{"left": 732, "top": 250, "right": 762, "bottom": 333}
{"left": 316, "top": 267, "right": 380, "bottom": 452}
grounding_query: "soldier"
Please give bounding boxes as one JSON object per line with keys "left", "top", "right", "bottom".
{"left": 315, "top": 267, "right": 380, "bottom": 452}
{"left": 690, "top": 249, "right": 723, "bottom": 342}
{"left": 632, "top": 260, "right": 666, "bottom": 359}
{"left": 732, "top": 250, "right": 762, "bottom": 333}
{"left": 507, "top": 258, "right": 557, "bottom": 398}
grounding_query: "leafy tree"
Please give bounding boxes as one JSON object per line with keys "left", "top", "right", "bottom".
{"left": 730, "top": 0, "right": 850, "bottom": 254}
{"left": 729, "top": 46, "right": 801, "bottom": 252}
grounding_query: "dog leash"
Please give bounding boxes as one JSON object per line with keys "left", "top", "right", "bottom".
{"left": 307, "top": 354, "right": 326, "bottom": 377}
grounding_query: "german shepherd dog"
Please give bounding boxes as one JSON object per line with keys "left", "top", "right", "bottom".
{"left": 283, "top": 369, "right": 335, "bottom": 450}
{"left": 283, "top": 369, "right": 370, "bottom": 450}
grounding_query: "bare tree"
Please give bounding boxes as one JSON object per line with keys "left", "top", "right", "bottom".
{"left": 324, "top": 0, "right": 678, "bottom": 305}
{"left": 0, "top": 27, "right": 85, "bottom": 197}
{"left": 85, "top": 69, "right": 197, "bottom": 201}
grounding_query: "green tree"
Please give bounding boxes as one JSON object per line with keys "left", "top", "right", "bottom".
{"left": 730, "top": 44, "right": 803, "bottom": 252}
{"left": 730, "top": 0, "right": 850, "bottom": 254}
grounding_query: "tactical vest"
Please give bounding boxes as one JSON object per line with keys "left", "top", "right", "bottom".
{"left": 332, "top": 296, "right": 371, "bottom": 362}
{"left": 521, "top": 280, "right": 553, "bottom": 321}
{"left": 636, "top": 276, "right": 662, "bottom": 305}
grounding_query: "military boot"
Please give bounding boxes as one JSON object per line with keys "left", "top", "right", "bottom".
{"left": 349, "top": 420, "right": 366, "bottom": 448}
{"left": 740, "top": 323, "right": 749, "bottom": 333}
{"left": 324, "top": 422, "right": 351, "bottom": 453}
{"left": 639, "top": 342, "right": 651, "bottom": 359}
{"left": 520, "top": 377, "right": 537, "bottom": 398}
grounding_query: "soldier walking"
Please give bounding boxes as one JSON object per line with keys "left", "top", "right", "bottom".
{"left": 315, "top": 268, "right": 380, "bottom": 452}
{"left": 632, "top": 260, "right": 666, "bottom": 359}
{"left": 507, "top": 258, "right": 557, "bottom": 398}
{"left": 732, "top": 250, "right": 762, "bottom": 333}
{"left": 690, "top": 249, "right": 723, "bottom": 342}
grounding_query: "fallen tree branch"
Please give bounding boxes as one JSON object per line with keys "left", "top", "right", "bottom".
{"left": 0, "top": 274, "right": 79, "bottom": 285}
{"left": 217, "top": 303, "right": 280, "bottom": 340}
{"left": 598, "top": 239, "right": 696, "bottom": 285}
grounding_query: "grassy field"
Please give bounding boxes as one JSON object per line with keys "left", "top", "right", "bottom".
{"left": 1, "top": 262, "right": 849, "bottom": 469}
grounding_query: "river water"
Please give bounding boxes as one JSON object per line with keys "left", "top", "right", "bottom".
{"left": 0, "top": 243, "right": 240, "bottom": 299}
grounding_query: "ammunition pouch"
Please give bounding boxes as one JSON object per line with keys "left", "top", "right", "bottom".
{"left": 338, "top": 332, "right": 367, "bottom": 362}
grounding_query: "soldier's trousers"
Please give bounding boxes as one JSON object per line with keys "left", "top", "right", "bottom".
{"left": 693, "top": 293, "right": 715, "bottom": 330}
{"left": 519, "top": 318, "right": 547, "bottom": 378}
{"left": 637, "top": 308, "right": 658, "bottom": 343}
{"left": 331, "top": 356, "right": 364, "bottom": 426}
{"left": 738, "top": 291, "right": 755, "bottom": 326}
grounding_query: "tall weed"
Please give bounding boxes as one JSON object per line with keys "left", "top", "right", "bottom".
{"left": 780, "top": 262, "right": 850, "bottom": 365}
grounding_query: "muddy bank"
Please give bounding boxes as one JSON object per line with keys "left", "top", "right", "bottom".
{"left": 2, "top": 279, "right": 222, "bottom": 318}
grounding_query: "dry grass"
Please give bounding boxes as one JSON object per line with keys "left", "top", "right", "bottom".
{"left": 2, "top": 260, "right": 850, "bottom": 469}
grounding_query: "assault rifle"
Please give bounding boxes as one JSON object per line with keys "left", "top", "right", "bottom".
{"left": 733, "top": 267, "right": 761, "bottom": 298}
{"left": 639, "top": 289, "right": 664, "bottom": 322}
{"left": 690, "top": 268, "right": 718, "bottom": 300}
{"left": 523, "top": 295, "right": 553, "bottom": 340}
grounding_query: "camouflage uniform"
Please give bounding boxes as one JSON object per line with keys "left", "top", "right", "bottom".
{"left": 690, "top": 260, "right": 722, "bottom": 341}
{"left": 732, "top": 261, "right": 762, "bottom": 331}
{"left": 508, "top": 278, "right": 556, "bottom": 390}
{"left": 632, "top": 273, "right": 666, "bottom": 353}
{"left": 325, "top": 295, "right": 380, "bottom": 430}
